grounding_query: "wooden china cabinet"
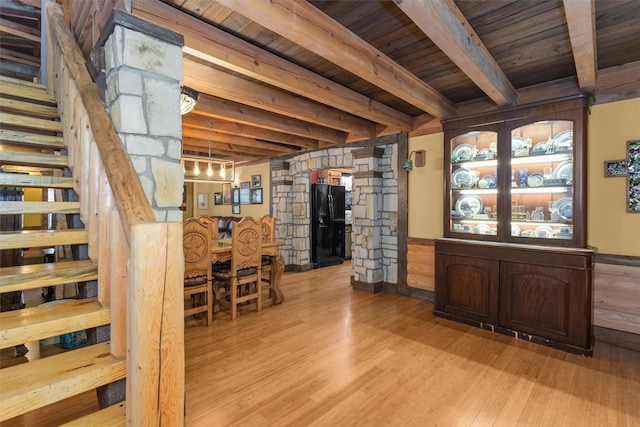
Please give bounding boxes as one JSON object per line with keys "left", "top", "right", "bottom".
{"left": 434, "top": 96, "right": 594, "bottom": 355}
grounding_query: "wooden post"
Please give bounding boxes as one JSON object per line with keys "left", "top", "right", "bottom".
{"left": 127, "top": 223, "right": 184, "bottom": 426}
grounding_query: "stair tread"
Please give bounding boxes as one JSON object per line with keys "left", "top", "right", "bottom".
{"left": 0, "top": 342, "right": 125, "bottom": 422}
{"left": 59, "top": 402, "right": 126, "bottom": 427}
{"left": 0, "top": 229, "right": 88, "bottom": 250}
{"left": 0, "top": 97, "right": 59, "bottom": 118}
{"left": 0, "top": 76, "right": 54, "bottom": 104}
{"left": 0, "top": 200, "right": 80, "bottom": 215}
{"left": 0, "top": 172, "right": 73, "bottom": 188}
{"left": 0, "top": 259, "right": 97, "bottom": 293}
{"left": 0, "top": 128, "right": 65, "bottom": 149}
{"left": 0, "top": 112, "right": 62, "bottom": 133}
{"left": 0, "top": 297, "right": 110, "bottom": 349}
{"left": 0, "top": 150, "right": 68, "bottom": 168}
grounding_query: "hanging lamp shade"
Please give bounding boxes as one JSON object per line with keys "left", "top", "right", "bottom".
{"left": 180, "top": 86, "right": 199, "bottom": 115}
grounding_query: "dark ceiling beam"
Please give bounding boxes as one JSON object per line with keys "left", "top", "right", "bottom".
{"left": 182, "top": 114, "right": 321, "bottom": 150}
{"left": 183, "top": 58, "right": 369, "bottom": 141}
{"left": 192, "top": 94, "right": 340, "bottom": 148}
{"left": 563, "top": 0, "right": 597, "bottom": 92}
{"left": 394, "top": 0, "right": 516, "bottom": 106}
{"left": 132, "top": 0, "right": 414, "bottom": 131}
{"left": 214, "top": 0, "right": 456, "bottom": 119}
{"left": 182, "top": 127, "right": 297, "bottom": 154}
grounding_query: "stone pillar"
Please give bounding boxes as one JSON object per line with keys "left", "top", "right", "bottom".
{"left": 351, "top": 147, "right": 386, "bottom": 291}
{"left": 101, "top": 10, "right": 184, "bottom": 222}
{"left": 271, "top": 161, "right": 295, "bottom": 267}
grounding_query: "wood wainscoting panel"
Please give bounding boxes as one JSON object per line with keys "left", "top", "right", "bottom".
{"left": 594, "top": 262, "right": 640, "bottom": 335}
{"left": 407, "top": 238, "right": 434, "bottom": 291}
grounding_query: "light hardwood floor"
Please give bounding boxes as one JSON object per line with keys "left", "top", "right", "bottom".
{"left": 3, "top": 263, "right": 640, "bottom": 426}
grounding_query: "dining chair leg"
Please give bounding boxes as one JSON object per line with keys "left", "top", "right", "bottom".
{"left": 231, "top": 278, "right": 238, "bottom": 320}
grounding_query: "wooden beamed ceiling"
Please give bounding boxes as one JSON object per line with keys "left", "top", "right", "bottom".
{"left": 129, "top": 0, "right": 639, "bottom": 164}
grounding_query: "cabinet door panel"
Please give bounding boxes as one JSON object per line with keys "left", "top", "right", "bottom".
{"left": 500, "top": 262, "right": 590, "bottom": 348}
{"left": 435, "top": 254, "right": 499, "bottom": 323}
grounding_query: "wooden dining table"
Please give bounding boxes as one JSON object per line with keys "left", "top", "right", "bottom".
{"left": 210, "top": 239, "right": 286, "bottom": 304}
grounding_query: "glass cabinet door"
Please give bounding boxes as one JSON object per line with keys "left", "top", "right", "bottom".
{"left": 449, "top": 131, "right": 498, "bottom": 236}
{"left": 509, "top": 120, "right": 574, "bottom": 241}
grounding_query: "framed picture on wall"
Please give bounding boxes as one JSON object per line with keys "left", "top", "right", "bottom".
{"left": 232, "top": 204, "right": 240, "bottom": 215}
{"left": 214, "top": 192, "right": 223, "bottom": 205}
{"left": 240, "top": 181, "right": 250, "bottom": 204}
{"left": 252, "top": 174, "right": 261, "bottom": 188}
{"left": 222, "top": 183, "right": 232, "bottom": 204}
{"left": 232, "top": 187, "right": 240, "bottom": 204}
{"left": 197, "top": 193, "right": 208, "bottom": 210}
{"left": 251, "top": 188, "right": 263, "bottom": 204}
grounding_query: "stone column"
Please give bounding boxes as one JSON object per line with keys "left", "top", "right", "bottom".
{"left": 101, "top": 10, "right": 184, "bottom": 222}
{"left": 351, "top": 147, "right": 386, "bottom": 291}
{"left": 271, "top": 161, "right": 295, "bottom": 267}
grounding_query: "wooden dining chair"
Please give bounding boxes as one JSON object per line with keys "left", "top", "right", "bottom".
{"left": 260, "top": 214, "right": 276, "bottom": 300}
{"left": 198, "top": 216, "right": 219, "bottom": 248}
{"left": 213, "top": 217, "right": 262, "bottom": 320}
{"left": 183, "top": 218, "right": 214, "bottom": 326}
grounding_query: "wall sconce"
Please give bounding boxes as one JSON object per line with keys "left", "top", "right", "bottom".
{"left": 180, "top": 86, "right": 199, "bottom": 115}
{"left": 403, "top": 150, "right": 426, "bottom": 171}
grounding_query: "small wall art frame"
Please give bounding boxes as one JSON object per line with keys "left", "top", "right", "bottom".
{"left": 604, "top": 139, "right": 640, "bottom": 213}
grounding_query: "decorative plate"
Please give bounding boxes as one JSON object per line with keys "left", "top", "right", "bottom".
{"left": 534, "top": 226, "right": 554, "bottom": 238}
{"left": 553, "top": 160, "right": 573, "bottom": 183}
{"left": 511, "top": 224, "right": 521, "bottom": 236}
{"left": 475, "top": 148, "right": 491, "bottom": 160}
{"left": 479, "top": 175, "right": 495, "bottom": 188}
{"left": 452, "top": 167, "right": 474, "bottom": 188}
{"left": 527, "top": 173, "right": 544, "bottom": 187}
{"left": 531, "top": 141, "right": 549, "bottom": 155}
{"left": 511, "top": 136, "right": 527, "bottom": 157}
{"left": 554, "top": 130, "right": 573, "bottom": 148}
{"left": 455, "top": 195, "right": 483, "bottom": 217}
{"left": 452, "top": 143, "right": 475, "bottom": 161}
{"left": 556, "top": 197, "right": 573, "bottom": 219}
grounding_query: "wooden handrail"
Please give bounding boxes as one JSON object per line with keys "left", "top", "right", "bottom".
{"left": 44, "top": 3, "right": 185, "bottom": 425}
{"left": 45, "top": 2, "right": 154, "bottom": 237}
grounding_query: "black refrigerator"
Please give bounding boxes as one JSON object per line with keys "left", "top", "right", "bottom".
{"left": 311, "top": 184, "right": 345, "bottom": 268}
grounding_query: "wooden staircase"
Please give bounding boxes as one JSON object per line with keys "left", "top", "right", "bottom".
{"left": 0, "top": 76, "right": 126, "bottom": 423}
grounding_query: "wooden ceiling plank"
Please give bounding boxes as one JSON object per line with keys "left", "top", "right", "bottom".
{"left": 0, "top": 18, "right": 41, "bottom": 42}
{"left": 183, "top": 59, "right": 355, "bottom": 143}
{"left": 562, "top": 0, "right": 597, "bottom": 92}
{"left": 182, "top": 114, "right": 320, "bottom": 150}
{"left": 394, "top": 0, "right": 516, "bottom": 106}
{"left": 0, "top": 48, "right": 40, "bottom": 67}
{"left": 182, "top": 137, "right": 284, "bottom": 159}
{"left": 191, "top": 94, "right": 344, "bottom": 148}
{"left": 213, "top": 0, "right": 456, "bottom": 119}
{"left": 182, "top": 127, "right": 296, "bottom": 154}
{"left": 132, "top": 0, "right": 414, "bottom": 131}
{"left": 595, "top": 60, "right": 640, "bottom": 104}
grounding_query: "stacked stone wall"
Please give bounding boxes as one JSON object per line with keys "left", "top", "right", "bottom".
{"left": 271, "top": 142, "right": 399, "bottom": 284}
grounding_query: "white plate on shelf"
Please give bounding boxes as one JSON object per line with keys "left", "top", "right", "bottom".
{"left": 556, "top": 197, "right": 573, "bottom": 219}
{"left": 452, "top": 167, "right": 474, "bottom": 188}
{"left": 553, "top": 160, "right": 573, "bottom": 183}
{"left": 554, "top": 130, "right": 573, "bottom": 148}
{"left": 531, "top": 141, "right": 549, "bottom": 155}
{"left": 527, "top": 173, "right": 545, "bottom": 187}
{"left": 452, "top": 144, "right": 475, "bottom": 161}
{"left": 511, "top": 137, "right": 527, "bottom": 157}
{"left": 455, "top": 195, "right": 483, "bottom": 217}
{"left": 511, "top": 224, "right": 521, "bottom": 236}
{"left": 534, "top": 226, "right": 554, "bottom": 238}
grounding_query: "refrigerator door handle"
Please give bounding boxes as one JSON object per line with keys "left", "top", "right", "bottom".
{"left": 328, "top": 193, "right": 334, "bottom": 222}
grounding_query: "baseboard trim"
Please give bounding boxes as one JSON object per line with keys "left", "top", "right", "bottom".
{"left": 351, "top": 277, "right": 384, "bottom": 293}
{"left": 594, "top": 325, "right": 640, "bottom": 352}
